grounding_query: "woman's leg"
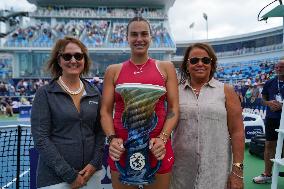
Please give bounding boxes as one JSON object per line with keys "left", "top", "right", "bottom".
{"left": 144, "top": 172, "right": 171, "bottom": 189}
{"left": 6, "top": 106, "right": 13, "bottom": 116}
{"left": 110, "top": 170, "right": 138, "bottom": 189}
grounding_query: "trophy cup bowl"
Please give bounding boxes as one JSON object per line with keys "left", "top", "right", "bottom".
{"left": 115, "top": 83, "right": 166, "bottom": 185}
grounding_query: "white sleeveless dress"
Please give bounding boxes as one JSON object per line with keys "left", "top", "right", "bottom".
{"left": 170, "top": 78, "right": 232, "bottom": 189}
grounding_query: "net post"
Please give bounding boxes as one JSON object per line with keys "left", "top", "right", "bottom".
{"left": 16, "top": 125, "right": 22, "bottom": 189}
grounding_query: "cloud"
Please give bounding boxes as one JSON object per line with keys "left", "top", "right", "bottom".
{"left": 0, "top": 0, "right": 36, "bottom": 11}
{"left": 169, "top": 0, "right": 283, "bottom": 41}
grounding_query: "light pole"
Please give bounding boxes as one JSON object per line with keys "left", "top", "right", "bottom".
{"left": 203, "top": 13, "right": 208, "bottom": 39}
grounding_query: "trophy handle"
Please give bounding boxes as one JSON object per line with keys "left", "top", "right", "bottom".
{"left": 147, "top": 160, "right": 162, "bottom": 178}
{"left": 115, "top": 161, "right": 126, "bottom": 177}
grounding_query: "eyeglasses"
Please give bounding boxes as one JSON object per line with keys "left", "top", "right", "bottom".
{"left": 188, "top": 57, "right": 212, "bottom": 65}
{"left": 60, "top": 53, "right": 84, "bottom": 61}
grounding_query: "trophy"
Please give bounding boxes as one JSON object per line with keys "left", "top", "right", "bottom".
{"left": 115, "top": 83, "right": 166, "bottom": 185}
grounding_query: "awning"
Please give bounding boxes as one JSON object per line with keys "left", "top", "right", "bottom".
{"left": 262, "top": 5, "right": 284, "bottom": 20}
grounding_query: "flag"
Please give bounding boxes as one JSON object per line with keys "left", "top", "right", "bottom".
{"left": 189, "top": 22, "right": 194, "bottom": 29}
{"left": 203, "top": 13, "right": 208, "bottom": 20}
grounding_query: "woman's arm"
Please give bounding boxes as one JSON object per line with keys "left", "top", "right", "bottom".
{"left": 150, "top": 61, "right": 179, "bottom": 160}
{"left": 225, "top": 84, "right": 244, "bottom": 189}
{"left": 100, "top": 65, "right": 125, "bottom": 161}
{"left": 160, "top": 61, "right": 179, "bottom": 138}
{"left": 100, "top": 65, "right": 117, "bottom": 137}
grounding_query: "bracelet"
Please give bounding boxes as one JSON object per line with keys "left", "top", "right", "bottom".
{"left": 231, "top": 171, "right": 244, "bottom": 179}
{"left": 106, "top": 134, "right": 117, "bottom": 145}
{"left": 157, "top": 136, "right": 167, "bottom": 144}
{"left": 232, "top": 162, "right": 244, "bottom": 171}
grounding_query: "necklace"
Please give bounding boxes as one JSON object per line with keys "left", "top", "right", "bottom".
{"left": 192, "top": 88, "right": 200, "bottom": 96}
{"left": 59, "top": 76, "right": 83, "bottom": 95}
{"left": 130, "top": 58, "right": 149, "bottom": 75}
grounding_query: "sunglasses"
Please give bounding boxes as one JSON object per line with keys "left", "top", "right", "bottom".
{"left": 60, "top": 53, "right": 84, "bottom": 61}
{"left": 188, "top": 57, "right": 212, "bottom": 65}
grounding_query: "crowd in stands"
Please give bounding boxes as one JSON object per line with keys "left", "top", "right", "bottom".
{"left": 5, "top": 20, "right": 174, "bottom": 48}
{"left": 82, "top": 20, "right": 110, "bottom": 47}
{"left": 217, "top": 59, "right": 277, "bottom": 108}
{"left": 29, "top": 6, "right": 166, "bottom": 19}
{"left": 151, "top": 22, "right": 174, "bottom": 48}
{"left": 4, "top": 6, "right": 174, "bottom": 48}
{"left": 0, "top": 95, "right": 33, "bottom": 116}
{"left": 109, "top": 22, "right": 127, "bottom": 46}
{"left": 5, "top": 20, "right": 110, "bottom": 47}
{"left": 0, "top": 79, "right": 49, "bottom": 116}
{"left": 216, "top": 59, "right": 277, "bottom": 84}
{"left": 0, "top": 97, "right": 14, "bottom": 116}
{"left": 0, "top": 79, "right": 48, "bottom": 96}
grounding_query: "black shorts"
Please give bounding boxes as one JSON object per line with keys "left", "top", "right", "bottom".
{"left": 265, "top": 118, "right": 281, "bottom": 141}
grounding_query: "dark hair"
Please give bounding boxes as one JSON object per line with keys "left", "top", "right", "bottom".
{"left": 46, "top": 36, "right": 92, "bottom": 78}
{"left": 180, "top": 43, "right": 217, "bottom": 84}
{"left": 126, "top": 16, "right": 152, "bottom": 36}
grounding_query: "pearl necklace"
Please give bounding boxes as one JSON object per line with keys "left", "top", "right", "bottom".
{"left": 59, "top": 76, "right": 83, "bottom": 95}
{"left": 130, "top": 58, "right": 149, "bottom": 75}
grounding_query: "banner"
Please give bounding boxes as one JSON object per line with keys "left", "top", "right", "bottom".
{"left": 242, "top": 97, "right": 266, "bottom": 120}
{"left": 18, "top": 105, "right": 32, "bottom": 121}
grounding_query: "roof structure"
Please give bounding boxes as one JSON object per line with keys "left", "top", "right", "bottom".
{"left": 262, "top": 4, "right": 284, "bottom": 20}
{"left": 27, "top": 0, "right": 175, "bottom": 11}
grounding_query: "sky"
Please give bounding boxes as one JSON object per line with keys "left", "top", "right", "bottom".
{"left": 0, "top": 0, "right": 283, "bottom": 42}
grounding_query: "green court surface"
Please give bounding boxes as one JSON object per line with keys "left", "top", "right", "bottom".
{"left": 0, "top": 114, "right": 18, "bottom": 120}
{"left": 245, "top": 145, "right": 284, "bottom": 189}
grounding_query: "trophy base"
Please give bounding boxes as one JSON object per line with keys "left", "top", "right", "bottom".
{"left": 119, "top": 177, "right": 154, "bottom": 186}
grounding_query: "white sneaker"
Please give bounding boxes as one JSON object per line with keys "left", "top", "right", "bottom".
{"left": 252, "top": 173, "right": 272, "bottom": 184}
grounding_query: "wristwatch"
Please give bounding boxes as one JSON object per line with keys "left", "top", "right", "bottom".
{"left": 232, "top": 163, "right": 244, "bottom": 171}
{"left": 106, "top": 134, "right": 117, "bottom": 145}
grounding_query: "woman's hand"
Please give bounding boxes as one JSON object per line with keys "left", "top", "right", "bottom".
{"left": 71, "top": 174, "right": 86, "bottom": 189}
{"left": 227, "top": 168, "right": 244, "bottom": 189}
{"left": 79, "top": 164, "right": 96, "bottom": 183}
{"left": 109, "top": 138, "right": 125, "bottom": 161}
{"left": 149, "top": 138, "right": 166, "bottom": 160}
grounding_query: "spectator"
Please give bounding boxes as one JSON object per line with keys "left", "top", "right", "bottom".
{"left": 253, "top": 58, "right": 284, "bottom": 184}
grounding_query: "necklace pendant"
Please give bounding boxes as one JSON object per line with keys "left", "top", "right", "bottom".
{"left": 134, "top": 70, "right": 142, "bottom": 75}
